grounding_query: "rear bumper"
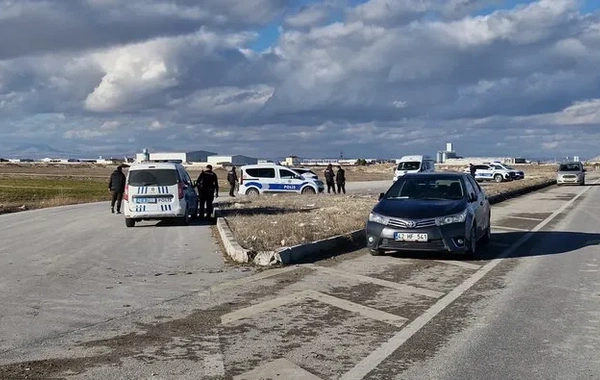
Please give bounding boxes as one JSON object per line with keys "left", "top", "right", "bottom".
{"left": 366, "top": 221, "right": 470, "bottom": 254}
{"left": 124, "top": 202, "right": 186, "bottom": 219}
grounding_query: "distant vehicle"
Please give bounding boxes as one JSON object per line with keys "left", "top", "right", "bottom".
{"left": 556, "top": 161, "right": 586, "bottom": 186}
{"left": 490, "top": 161, "right": 524, "bottom": 180}
{"left": 239, "top": 164, "right": 324, "bottom": 196}
{"left": 291, "top": 167, "right": 319, "bottom": 180}
{"left": 366, "top": 172, "right": 491, "bottom": 259}
{"left": 393, "top": 155, "right": 435, "bottom": 182}
{"left": 123, "top": 161, "right": 198, "bottom": 227}
{"left": 463, "top": 163, "right": 514, "bottom": 183}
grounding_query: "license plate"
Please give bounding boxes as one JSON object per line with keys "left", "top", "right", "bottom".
{"left": 135, "top": 198, "right": 156, "bottom": 204}
{"left": 394, "top": 232, "right": 428, "bottom": 242}
{"left": 157, "top": 197, "right": 171, "bottom": 202}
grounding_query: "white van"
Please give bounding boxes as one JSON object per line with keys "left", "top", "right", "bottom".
{"left": 123, "top": 162, "right": 199, "bottom": 227}
{"left": 393, "top": 155, "right": 435, "bottom": 182}
{"left": 239, "top": 164, "right": 324, "bottom": 196}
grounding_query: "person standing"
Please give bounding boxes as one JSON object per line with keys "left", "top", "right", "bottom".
{"left": 227, "top": 166, "right": 238, "bottom": 197}
{"left": 469, "top": 163, "right": 476, "bottom": 178}
{"left": 324, "top": 163, "right": 336, "bottom": 194}
{"left": 336, "top": 165, "right": 346, "bottom": 194}
{"left": 196, "top": 165, "right": 219, "bottom": 219}
{"left": 108, "top": 165, "right": 126, "bottom": 214}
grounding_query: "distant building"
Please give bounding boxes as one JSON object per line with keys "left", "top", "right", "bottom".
{"left": 206, "top": 155, "right": 258, "bottom": 167}
{"left": 284, "top": 156, "right": 300, "bottom": 167}
{"left": 135, "top": 150, "right": 217, "bottom": 163}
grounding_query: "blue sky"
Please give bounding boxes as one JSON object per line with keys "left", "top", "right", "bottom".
{"left": 1, "top": 0, "right": 600, "bottom": 160}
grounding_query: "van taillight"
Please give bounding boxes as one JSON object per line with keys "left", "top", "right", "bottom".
{"left": 124, "top": 185, "right": 129, "bottom": 201}
{"left": 178, "top": 182, "right": 184, "bottom": 199}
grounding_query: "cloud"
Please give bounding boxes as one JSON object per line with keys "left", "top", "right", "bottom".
{"left": 2, "top": 0, "right": 600, "bottom": 160}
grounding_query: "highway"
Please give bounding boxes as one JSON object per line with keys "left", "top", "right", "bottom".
{"left": 1, "top": 177, "right": 599, "bottom": 379}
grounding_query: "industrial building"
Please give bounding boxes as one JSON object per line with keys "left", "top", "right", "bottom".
{"left": 436, "top": 142, "right": 459, "bottom": 163}
{"left": 135, "top": 150, "right": 217, "bottom": 163}
{"left": 206, "top": 155, "right": 258, "bottom": 166}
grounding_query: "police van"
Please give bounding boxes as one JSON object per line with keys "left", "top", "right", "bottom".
{"left": 238, "top": 164, "right": 324, "bottom": 196}
{"left": 393, "top": 155, "right": 435, "bottom": 182}
{"left": 123, "top": 161, "right": 198, "bottom": 227}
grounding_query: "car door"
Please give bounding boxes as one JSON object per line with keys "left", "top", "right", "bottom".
{"left": 475, "top": 165, "right": 492, "bottom": 181}
{"left": 278, "top": 168, "right": 303, "bottom": 193}
{"left": 466, "top": 176, "right": 488, "bottom": 236}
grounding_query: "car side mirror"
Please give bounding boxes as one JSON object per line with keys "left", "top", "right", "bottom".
{"left": 378, "top": 192, "right": 385, "bottom": 201}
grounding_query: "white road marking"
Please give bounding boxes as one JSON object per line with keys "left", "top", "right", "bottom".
{"left": 233, "top": 358, "right": 323, "bottom": 380}
{"left": 492, "top": 225, "right": 530, "bottom": 232}
{"left": 202, "top": 335, "right": 225, "bottom": 377}
{"left": 206, "top": 266, "right": 300, "bottom": 293}
{"left": 433, "top": 260, "right": 481, "bottom": 270}
{"left": 508, "top": 215, "right": 544, "bottom": 221}
{"left": 221, "top": 289, "right": 408, "bottom": 327}
{"left": 313, "top": 266, "right": 443, "bottom": 298}
{"left": 340, "top": 177, "right": 599, "bottom": 380}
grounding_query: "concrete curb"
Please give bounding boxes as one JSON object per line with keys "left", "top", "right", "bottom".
{"left": 214, "top": 180, "right": 557, "bottom": 266}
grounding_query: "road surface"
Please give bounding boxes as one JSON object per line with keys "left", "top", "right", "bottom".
{"left": 1, "top": 177, "right": 599, "bottom": 379}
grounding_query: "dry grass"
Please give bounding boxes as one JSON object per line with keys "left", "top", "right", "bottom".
{"left": 221, "top": 171, "right": 558, "bottom": 252}
{"left": 220, "top": 194, "right": 377, "bottom": 252}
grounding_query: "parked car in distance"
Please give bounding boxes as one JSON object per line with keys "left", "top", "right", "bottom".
{"left": 556, "top": 161, "right": 586, "bottom": 186}
{"left": 239, "top": 164, "right": 324, "bottom": 196}
{"left": 393, "top": 155, "right": 435, "bottom": 182}
{"left": 463, "top": 163, "right": 514, "bottom": 183}
{"left": 490, "top": 161, "right": 525, "bottom": 180}
{"left": 366, "top": 172, "right": 491, "bottom": 259}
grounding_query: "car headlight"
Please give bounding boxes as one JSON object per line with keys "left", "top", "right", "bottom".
{"left": 435, "top": 210, "right": 467, "bottom": 226}
{"left": 368, "top": 212, "right": 390, "bottom": 225}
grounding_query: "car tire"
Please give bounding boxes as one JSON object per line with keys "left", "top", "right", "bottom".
{"left": 581, "top": 179, "right": 585, "bottom": 186}
{"left": 246, "top": 188, "right": 259, "bottom": 197}
{"left": 301, "top": 186, "right": 316, "bottom": 195}
{"left": 480, "top": 221, "right": 491, "bottom": 246}
{"left": 179, "top": 208, "right": 190, "bottom": 226}
{"left": 494, "top": 174, "right": 503, "bottom": 183}
{"left": 125, "top": 218, "right": 135, "bottom": 228}
{"left": 369, "top": 248, "right": 385, "bottom": 256}
{"left": 464, "top": 224, "right": 478, "bottom": 259}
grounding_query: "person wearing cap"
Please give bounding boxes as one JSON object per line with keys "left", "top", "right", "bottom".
{"left": 227, "top": 165, "right": 238, "bottom": 197}
{"left": 196, "top": 165, "right": 219, "bottom": 219}
{"left": 108, "top": 165, "right": 126, "bottom": 214}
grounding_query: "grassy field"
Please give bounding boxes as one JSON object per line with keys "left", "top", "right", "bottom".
{"left": 220, "top": 173, "right": 557, "bottom": 253}
{"left": 0, "top": 177, "right": 109, "bottom": 214}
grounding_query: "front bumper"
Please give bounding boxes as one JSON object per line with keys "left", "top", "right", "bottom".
{"left": 366, "top": 221, "right": 469, "bottom": 253}
{"left": 557, "top": 175, "right": 583, "bottom": 185}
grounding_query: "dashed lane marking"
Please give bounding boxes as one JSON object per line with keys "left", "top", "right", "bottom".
{"left": 507, "top": 215, "right": 544, "bottom": 221}
{"left": 312, "top": 265, "right": 444, "bottom": 298}
{"left": 339, "top": 177, "right": 600, "bottom": 380}
{"left": 492, "top": 225, "right": 529, "bottom": 232}
{"left": 220, "top": 289, "right": 408, "bottom": 328}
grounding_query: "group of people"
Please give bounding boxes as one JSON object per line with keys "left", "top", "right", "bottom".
{"left": 323, "top": 163, "right": 346, "bottom": 194}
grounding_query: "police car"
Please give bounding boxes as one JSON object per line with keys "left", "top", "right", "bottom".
{"left": 491, "top": 161, "right": 524, "bottom": 179}
{"left": 123, "top": 161, "right": 198, "bottom": 227}
{"left": 239, "top": 164, "right": 324, "bottom": 196}
{"left": 464, "top": 163, "right": 514, "bottom": 183}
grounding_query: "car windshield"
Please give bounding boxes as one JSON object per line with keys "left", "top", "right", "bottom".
{"left": 385, "top": 177, "right": 464, "bottom": 200}
{"left": 397, "top": 161, "right": 421, "bottom": 171}
{"left": 559, "top": 163, "right": 582, "bottom": 171}
{"left": 129, "top": 169, "right": 178, "bottom": 186}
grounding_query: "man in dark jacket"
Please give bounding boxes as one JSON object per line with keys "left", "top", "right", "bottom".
{"left": 469, "top": 163, "right": 476, "bottom": 178}
{"left": 108, "top": 165, "right": 126, "bottom": 214}
{"left": 227, "top": 166, "right": 238, "bottom": 197}
{"left": 197, "top": 165, "right": 219, "bottom": 219}
{"left": 336, "top": 165, "right": 346, "bottom": 194}
{"left": 324, "top": 163, "right": 336, "bottom": 194}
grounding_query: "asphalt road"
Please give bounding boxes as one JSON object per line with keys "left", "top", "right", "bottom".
{"left": 1, "top": 177, "right": 599, "bottom": 379}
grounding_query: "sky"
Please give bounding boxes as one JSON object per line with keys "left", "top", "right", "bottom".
{"left": 1, "top": 0, "right": 600, "bottom": 160}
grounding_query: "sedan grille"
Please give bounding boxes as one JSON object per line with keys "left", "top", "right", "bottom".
{"left": 388, "top": 217, "right": 436, "bottom": 229}
{"left": 381, "top": 239, "right": 446, "bottom": 251}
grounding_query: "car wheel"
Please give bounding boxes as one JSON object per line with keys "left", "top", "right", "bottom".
{"left": 125, "top": 218, "right": 135, "bottom": 228}
{"left": 494, "top": 174, "right": 503, "bottom": 183}
{"left": 179, "top": 208, "right": 190, "bottom": 225}
{"left": 246, "top": 188, "right": 259, "bottom": 197}
{"left": 301, "top": 186, "right": 316, "bottom": 195}
{"left": 369, "top": 248, "right": 385, "bottom": 256}
{"left": 464, "top": 224, "right": 478, "bottom": 259}
{"left": 480, "top": 220, "right": 491, "bottom": 246}
{"left": 581, "top": 179, "right": 585, "bottom": 186}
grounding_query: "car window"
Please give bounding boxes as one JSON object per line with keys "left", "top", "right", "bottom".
{"left": 467, "top": 176, "right": 482, "bottom": 193}
{"left": 474, "top": 165, "right": 487, "bottom": 170}
{"left": 129, "top": 169, "right": 178, "bottom": 186}
{"left": 280, "top": 169, "right": 298, "bottom": 179}
{"left": 559, "top": 163, "right": 582, "bottom": 171}
{"left": 464, "top": 177, "right": 476, "bottom": 198}
{"left": 385, "top": 177, "right": 464, "bottom": 200}
{"left": 397, "top": 161, "right": 421, "bottom": 170}
{"left": 245, "top": 168, "right": 276, "bottom": 178}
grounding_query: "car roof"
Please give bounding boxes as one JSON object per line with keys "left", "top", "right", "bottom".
{"left": 128, "top": 162, "right": 182, "bottom": 170}
{"left": 401, "top": 172, "right": 465, "bottom": 179}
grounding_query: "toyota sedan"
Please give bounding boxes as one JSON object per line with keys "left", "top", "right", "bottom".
{"left": 366, "top": 172, "right": 491, "bottom": 259}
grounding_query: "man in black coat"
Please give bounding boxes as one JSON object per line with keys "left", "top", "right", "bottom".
{"left": 108, "top": 165, "right": 126, "bottom": 214}
{"left": 227, "top": 166, "right": 238, "bottom": 197}
{"left": 336, "top": 165, "right": 346, "bottom": 194}
{"left": 324, "top": 163, "right": 336, "bottom": 194}
{"left": 197, "top": 165, "right": 219, "bottom": 219}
